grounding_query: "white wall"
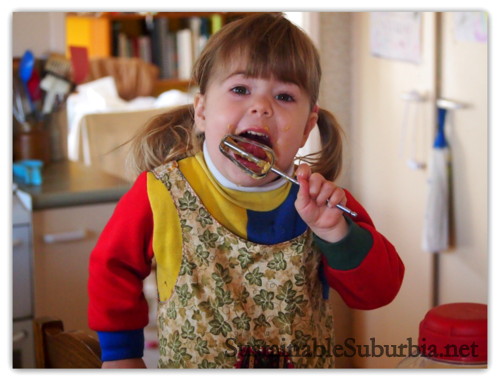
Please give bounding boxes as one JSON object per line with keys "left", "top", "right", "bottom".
{"left": 12, "top": 12, "right": 66, "bottom": 58}
{"left": 437, "top": 12, "right": 488, "bottom": 304}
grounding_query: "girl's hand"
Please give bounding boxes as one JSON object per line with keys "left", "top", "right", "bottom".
{"left": 102, "top": 358, "right": 147, "bottom": 368}
{"left": 294, "top": 163, "right": 349, "bottom": 243}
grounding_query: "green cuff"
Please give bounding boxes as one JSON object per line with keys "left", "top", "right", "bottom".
{"left": 313, "top": 217, "right": 373, "bottom": 271}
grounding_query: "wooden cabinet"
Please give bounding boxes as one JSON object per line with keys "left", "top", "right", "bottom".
{"left": 65, "top": 12, "right": 256, "bottom": 94}
{"left": 32, "top": 202, "right": 117, "bottom": 336}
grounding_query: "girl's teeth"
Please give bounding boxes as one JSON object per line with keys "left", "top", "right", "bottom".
{"left": 247, "top": 131, "right": 267, "bottom": 137}
{"left": 238, "top": 130, "right": 272, "bottom": 148}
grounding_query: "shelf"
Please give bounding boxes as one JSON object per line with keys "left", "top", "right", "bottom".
{"left": 105, "top": 12, "right": 230, "bottom": 20}
{"left": 66, "top": 12, "right": 259, "bottom": 21}
{"left": 153, "top": 79, "right": 193, "bottom": 95}
{"left": 65, "top": 12, "right": 256, "bottom": 94}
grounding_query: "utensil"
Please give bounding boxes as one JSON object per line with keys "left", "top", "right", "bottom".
{"left": 19, "top": 50, "right": 36, "bottom": 115}
{"left": 220, "top": 134, "right": 358, "bottom": 217}
{"left": 40, "top": 53, "right": 72, "bottom": 114}
{"left": 27, "top": 67, "right": 42, "bottom": 101}
{"left": 13, "top": 77, "right": 26, "bottom": 124}
{"left": 13, "top": 76, "right": 35, "bottom": 127}
{"left": 40, "top": 75, "right": 71, "bottom": 114}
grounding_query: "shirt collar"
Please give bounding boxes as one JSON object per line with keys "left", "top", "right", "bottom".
{"left": 203, "top": 141, "right": 292, "bottom": 192}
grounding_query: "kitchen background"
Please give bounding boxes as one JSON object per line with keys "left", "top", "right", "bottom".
{"left": 10, "top": 10, "right": 490, "bottom": 369}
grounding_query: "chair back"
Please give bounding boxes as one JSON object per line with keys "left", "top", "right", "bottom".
{"left": 33, "top": 317, "right": 102, "bottom": 368}
{"left": 87, "top": 57, "right": 159, "bottom": 100}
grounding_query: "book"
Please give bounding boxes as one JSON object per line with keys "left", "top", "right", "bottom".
{"left": 117, "top": 32, "right": 129, "bottom": 57}
{"left": 176, "top": 28, "right": 193, "bottom": 80}
{"left": 166, "top": 32, "right": 178, "bottom": 79}
{"left": 138, "top": 35, "right": 152, "bottom": 63}
{"left": 189, "top": 17, "right": 202, "bottom": 59}
{"left": 150, "top": 18, "right": 165, "bottom": 72}
{"left": 211, "top": 14, "right": 223, "bottom": 34}
{"left": 154, "top": 18, "right": 170, "bottom": 78}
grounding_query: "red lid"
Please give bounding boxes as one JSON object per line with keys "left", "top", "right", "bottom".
{"left": 418, "top": 303, "right": 487, "bottom": 363}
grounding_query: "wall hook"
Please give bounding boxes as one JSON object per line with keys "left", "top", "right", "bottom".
{"left": 436, "top": 98, "right": 468, "bottom": 110}
{"left": 400, "top": 90, "right": 427, "bottom": 102}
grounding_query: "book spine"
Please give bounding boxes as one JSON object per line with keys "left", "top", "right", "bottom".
{"left": 139, "top": 35, "right": 152, "bottom": 63}
{"left": 176, "top": 28, "right": 193, "bottom": 80}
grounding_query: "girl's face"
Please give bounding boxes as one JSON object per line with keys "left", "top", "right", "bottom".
{"left": 194, "top": 64, "right": 318, "bottom": 187}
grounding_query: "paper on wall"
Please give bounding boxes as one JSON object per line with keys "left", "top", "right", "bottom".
{"left": 454, "top": 12, "right": 488, "bottom": 43}
{"left": 370, "top": 12, "right": 422, "bottom": 64}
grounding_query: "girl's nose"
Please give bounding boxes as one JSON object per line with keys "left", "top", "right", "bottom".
{"left": 250, "top": 96, "right": 273, "bottom": 117}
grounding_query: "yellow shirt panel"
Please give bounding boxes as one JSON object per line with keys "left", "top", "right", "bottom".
{"left": 147, "top": 172, "right": 182, "bottom": 301}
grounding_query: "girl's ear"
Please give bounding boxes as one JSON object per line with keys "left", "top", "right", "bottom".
{"left": 300, "top": 105, "right": 319, "bottom": 147}
{"left": 193, "top": 93, "right": 206, "bottom": 132}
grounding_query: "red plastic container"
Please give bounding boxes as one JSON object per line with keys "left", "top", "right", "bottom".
{"left": 398, "top": 303, "right": 487, "bottom": 368}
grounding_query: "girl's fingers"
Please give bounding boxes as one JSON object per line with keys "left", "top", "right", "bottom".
{"left": 307, "top": 172, "right": 324, "bottom": 199}
{"left": 315, "top": 181, "right": 336, "bottom": 207}
{"left": 295, "top": 163, "right": 346, "bottom": 218}
{"left": 326, "top": 188, "right": 346, "bottom": 209}
{"left": 305, "top": 172, "right": 345, "bottom": 209}
{"left": 295, "top": 163, "right": 311, "bottom": 183}
{"left": 295, "top": 163, "right": 312, "bottom": 204}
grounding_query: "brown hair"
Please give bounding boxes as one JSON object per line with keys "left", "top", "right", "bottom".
{"left": 128, "top": 12, "right": 343, "bottom": 180}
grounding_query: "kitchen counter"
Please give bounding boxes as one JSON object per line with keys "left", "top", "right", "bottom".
{"left": 15, "top": 160, "right": 131, "bottom": 210}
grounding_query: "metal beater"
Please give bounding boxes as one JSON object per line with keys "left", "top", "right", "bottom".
{"left": 219, "top": 134, "right": 357, "bottom": 217}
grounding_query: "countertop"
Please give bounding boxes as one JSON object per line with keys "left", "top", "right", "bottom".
{"left": 15, "top": 160, "right": 131, "bottom": 210}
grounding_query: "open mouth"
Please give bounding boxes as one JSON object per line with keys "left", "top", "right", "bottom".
{"left": 236, "top": 130, "right": 272, "bottom": 157}
{"left": 233, "top": 131, "right": 273, "bottom": 174}
{"left": 220, "top": 132, "right": 275, "bottom": 178}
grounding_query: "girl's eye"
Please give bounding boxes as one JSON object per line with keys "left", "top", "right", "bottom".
{"left": 231, "top": 86, "right": 249, "bottom": 95}
{"left": 276, "top": 93, "right": 295, "bottom": 102}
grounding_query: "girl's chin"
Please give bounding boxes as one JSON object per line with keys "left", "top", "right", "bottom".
{"left": 224, "top": 168, "right": 278, "bottom": 188}
{"left": 211, "top": 151, "right": 281, "bottom": 187}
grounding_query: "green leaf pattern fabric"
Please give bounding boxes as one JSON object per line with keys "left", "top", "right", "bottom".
{"left": 152, "top": 162, "right": 335, "bottom": 368}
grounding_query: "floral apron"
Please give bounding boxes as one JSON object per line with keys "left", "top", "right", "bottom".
{"left": 152, "top": 161, "right": 335, "bottom": 368}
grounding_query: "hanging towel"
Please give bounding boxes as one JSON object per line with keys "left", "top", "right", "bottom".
{"left": 422, "top": 107, "right": 450, "bottom": 252}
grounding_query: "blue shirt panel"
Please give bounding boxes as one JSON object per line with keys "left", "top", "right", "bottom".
{"left": 246, "top": 184, "right": 307, "bottom": 244}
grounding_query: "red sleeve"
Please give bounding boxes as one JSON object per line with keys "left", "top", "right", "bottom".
{"left": 88, "top": 172, "right": 154, "bottom": 331}
{"left": 323, "top": 190, "right": 405, "bottom": 310}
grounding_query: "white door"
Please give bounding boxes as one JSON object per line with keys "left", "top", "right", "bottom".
{"left": 436, "top": 12, "right": 488, "bottom": 303}
{"left": 349, "top": 12, "right": 488, "bottom": 368}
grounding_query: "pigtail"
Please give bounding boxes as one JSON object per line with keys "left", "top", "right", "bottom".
{"left": 299, "top": 108, "right": 344, "bottom": 181}
{"left": 126, "top": 104, "right": 203, "bottom": 177}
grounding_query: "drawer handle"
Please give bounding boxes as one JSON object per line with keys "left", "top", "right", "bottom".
{"left": 13, "top": 330, "right": 28, "bottom": 343}
{"left": 43, "top": 229, "right": 87, "bottom": 244}
{"left": 13, "top": 238, "right": 23, "bottom": 247}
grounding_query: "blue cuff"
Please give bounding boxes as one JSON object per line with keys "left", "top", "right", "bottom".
{"left": 97, "top": 329, "right": 144, "bottom": 362}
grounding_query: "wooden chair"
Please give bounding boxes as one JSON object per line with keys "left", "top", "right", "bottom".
{"left": 33, "top": 317, "right": 102, "bottom": 368}
{"left": 87, "top": 57, "right": 159, "bottom": 100}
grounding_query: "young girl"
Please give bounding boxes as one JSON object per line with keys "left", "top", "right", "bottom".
{"left": 88, "top": 13, "right": 404, "bottom": 369}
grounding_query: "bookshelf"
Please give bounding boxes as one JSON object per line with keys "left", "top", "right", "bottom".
{"left": 65, "top": 12, "right": 257, "bottom": 95}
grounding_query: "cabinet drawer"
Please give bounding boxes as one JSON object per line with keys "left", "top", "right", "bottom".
{"left": 32, "top": 202, "right": 116, "bottom": 334}
{"left": 13, "top": 225, "right": 33, "bottom": 319}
